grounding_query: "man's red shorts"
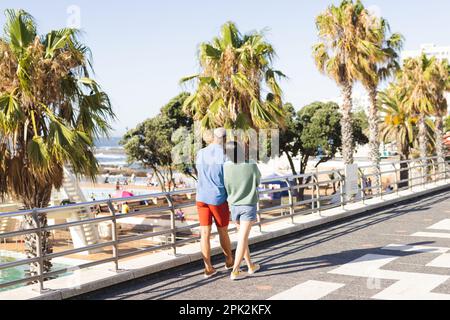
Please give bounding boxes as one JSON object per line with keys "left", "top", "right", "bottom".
{"left": 197, "top": 201, "right": 230, "bottom": 228}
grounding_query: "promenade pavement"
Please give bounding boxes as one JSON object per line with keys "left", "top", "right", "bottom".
{"left": 75, "top": 190, "right": 450, "bottom": 300}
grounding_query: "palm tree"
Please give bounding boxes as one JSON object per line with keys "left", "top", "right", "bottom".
{"left": 397, "top": 54, "right": 440, "bottom": 160}
{"left": 356, "top": 11, "right": 403, "bottom": 170}
{"left": 379, "top": 84, "right": 435, "bottom": 187}
{"left": 0, "top": 10, "right": 115, "bottom": 278}
{"left": 313, "top": 0, "right": 369, "bottom": 165}
{"left": 181, "top": 22, "right": 286, "bottom": 133}
{"left": 379, "top": 86, "right": 415, "bottom": 187}
{"left": 431, "top": 59, "right": 450, "bottom": 167}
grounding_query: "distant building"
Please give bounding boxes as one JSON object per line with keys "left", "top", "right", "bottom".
{"left": 402, "top": 43, "right": 450, "bottom": 61}
{"left": 322, "top": 91, "right": 370, "bottom": 114}
{"left": 402, "top": 44, "right": 450, "bottom": 115}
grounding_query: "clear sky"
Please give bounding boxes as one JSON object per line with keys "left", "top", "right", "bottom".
{"left": 1, "top": 0, "right": 449, "bottom": 135}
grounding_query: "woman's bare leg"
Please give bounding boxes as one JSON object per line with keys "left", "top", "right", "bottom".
{"left": 232, "top": 221, "right": 253, "bottom": 273}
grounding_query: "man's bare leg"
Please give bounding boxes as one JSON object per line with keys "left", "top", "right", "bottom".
{"left": 200, "top": 225, "right": 214, "bottom": 272}
{"left": 217, "top": 226, "right": 234, "bottom": 266}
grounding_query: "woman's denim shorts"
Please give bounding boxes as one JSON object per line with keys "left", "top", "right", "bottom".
{"left": 231, "top": 205, "right": 258, "bottom": 222}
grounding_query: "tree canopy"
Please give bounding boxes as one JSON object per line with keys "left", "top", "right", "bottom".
{"left": 121, "top": 93, "right": 196, "bottom": 192}
{"left": 279, "top": 101, "right": 368, "bottom": 176}
{"left": 0, "top": 9, "right": 115, "bottom": 277}
{"left": 182, "top": 21, "right": 286, "bottom": 132}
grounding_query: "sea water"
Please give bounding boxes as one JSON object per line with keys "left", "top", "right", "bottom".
{"left": 0, "top": 251, "right": 72, "bottom": 292}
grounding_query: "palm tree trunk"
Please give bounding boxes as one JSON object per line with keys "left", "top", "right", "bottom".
{"left": 22, "top": 184, "right": 53, "bottom": 281}
{"left": 435, "top": 115, "right": 444, "bottom": 161}
{"left": 435, "top": 115, "right": 445, "bottom": 177}
{"left": 368, "top": 87, "right": 381, "bottom": 191}
{"left": 399, "top": 154, "right": 410, "bottom": 189}
{"left": 418, "top": 113, "right": 428, "bottom": 160}
{"left": 340, "top": 83, "right": 355, "bottom": 165}
{"left": 398, "top": 139, "right": 411, "bottom": 189}
{"left": 368, "top": 88, "right": 381, "bottom": 164}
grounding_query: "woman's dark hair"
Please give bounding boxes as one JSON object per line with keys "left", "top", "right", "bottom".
{"left": 225, "top": 141, "right": 245, "bottom": 164}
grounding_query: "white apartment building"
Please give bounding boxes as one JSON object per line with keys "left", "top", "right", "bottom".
{"left": 402, "top": 43, "right": 450, "bottom": 61}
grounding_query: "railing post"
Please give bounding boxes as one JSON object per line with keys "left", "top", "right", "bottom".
{"left": 360, "top": 172, "right": 366, "bottom": 204}
{"left": 106, "top": 201, "right": 120, "bottom": 272}
{"left": 378, "top": 166, "right": 383, "bottom": 199}
{"left": 392, "top": 164, "right": 399, "bottom": 196}
{"left": 408, "top": 161, "right": 413, "bottom": 191}
{"left": 421, "top": 158, "right": 426, "bottom": 188}
{"left": 286, "top": 179, "right": 295, "bottom": 223}
{"left": 166, "top": 194, "right": 177, "bottom": 256}
{"left": 445, "top": 159, "right": 449, "bottom": 183}
{"left": 32, "top": 209, "right": 45, "bottom": 293}
{"left": 432, "top": 158, "right": 438, "bottom": 185}
{"left": 338, "top": 172, "right": 345, "bottom": 210}
{"left": 439, "top": 158, "right": 446, "bottom": 183}
{"left": 314, "top": 173, "right": 321, "bottom": 214}
{"left": 257, "top": 201, "right": 262, "bottom": 233}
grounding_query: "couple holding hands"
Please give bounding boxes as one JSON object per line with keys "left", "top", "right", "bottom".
{"left": 196, "top": 128, "right": 261, "bottom": 281}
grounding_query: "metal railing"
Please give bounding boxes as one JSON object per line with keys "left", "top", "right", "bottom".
{"left": 0, "top": 156, "right": 448, "bottom": 293}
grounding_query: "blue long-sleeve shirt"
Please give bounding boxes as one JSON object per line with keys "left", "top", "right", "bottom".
{"left": 195, "top": 144, "right": 228, "bottom": 206}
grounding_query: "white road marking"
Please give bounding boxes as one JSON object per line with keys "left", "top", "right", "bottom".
{"left": 428, "top": 219, "right": 450, "bottom": 231}
{"left": 382, "top": 244, "right": 449, "bottom": 254}
{"left": 427, "top": 253, "right": 450, "bottom": 268}
{"left": 267, "top": 280, "right": 345, "bottom": 300}
{"left": 329, "top": 253, "right": 450, "bottom": 300}
{"left": 372, "top": 277, "right": 450, "bottom": 300}
{"left": 411, "top": 232, "right": 450, "bottom": 239}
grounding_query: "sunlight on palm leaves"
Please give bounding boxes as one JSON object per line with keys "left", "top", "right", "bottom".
{"left": 313, "top": 0, "right": 372, "bottom": 164}
{"left": 397, "top": 54, "right": 450, "bottom": 159}
{"left": 181, "top": 22, "right": 286, "bottom": 132}
{"left": 0, "top": 9, "right": 115, "bottom": 277}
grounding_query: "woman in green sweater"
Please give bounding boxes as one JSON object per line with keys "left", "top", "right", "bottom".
{"left": 224, "top": 141, "right": 261, "bottom": 281}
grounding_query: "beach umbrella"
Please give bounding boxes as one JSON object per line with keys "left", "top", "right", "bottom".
{"left": 114, "top": 191, "right": 134, "bottom": 198}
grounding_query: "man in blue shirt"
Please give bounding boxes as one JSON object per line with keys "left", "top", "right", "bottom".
{"left": 196, "top": 128, "right": 234, "bottom": 278}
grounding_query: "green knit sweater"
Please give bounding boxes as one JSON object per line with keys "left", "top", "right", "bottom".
{"left": 224, "top": 161, "right": 261, "bottom": 206}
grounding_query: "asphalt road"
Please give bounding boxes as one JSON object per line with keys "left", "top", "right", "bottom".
{"left": 75, "top": 189, "right": 450, "bottom": 300}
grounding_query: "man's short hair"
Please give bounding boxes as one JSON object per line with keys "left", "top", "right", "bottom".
{"left": 214, "top": 128, "right": 227, "bottom": 139}
{"left": 202, "top": 130, "right": 214, "bottom": 144}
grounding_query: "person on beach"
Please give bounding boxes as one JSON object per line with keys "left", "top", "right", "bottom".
{"left": 121, "top": 202, "right": 130, "bottom": 214}
{"left": 196, "top": 128, "right": 234, "bottom": 278}
{"left": 224, "top": 141, "right": 261, "bottom": 281}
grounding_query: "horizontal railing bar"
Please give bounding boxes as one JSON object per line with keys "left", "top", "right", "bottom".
{"left": 44, "top": 258, "right": 117, "bottom": 279}
{"left": 43, "top": 216, "right": 113, "bottom": 232}
{"left": 259, "top": 187, "right": 291, "bottom": 195}
{"left": 0, "top": 257, "right": 40, "bottom": 270}
{"left": 0, "top": 228, "right": 40, "bottom": 239}
{"left": 118, "top": 229, "right": 174, "bottom": 244}
{"left": 175, "top": 223, "right": 201, "bottom": 233}
{"left": 258, "top": 204, "right": 291, "bottom": 214}
{"left": 293, "top": 198, "right": 315, "bottom": 206}
{"left": 318, "top": 203, "right": 342, "bottom": 212}
{"left": 0, "top": 275, "right": 41, "bottom": 290}
{"left": 318, "top": 194, "right": 336, "bottom": 201}
{"left": 44, "top": 241, "right": 115, "bottom": 259}
{"left": 117, "top": 243, "right": 175, "bottom": 260}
